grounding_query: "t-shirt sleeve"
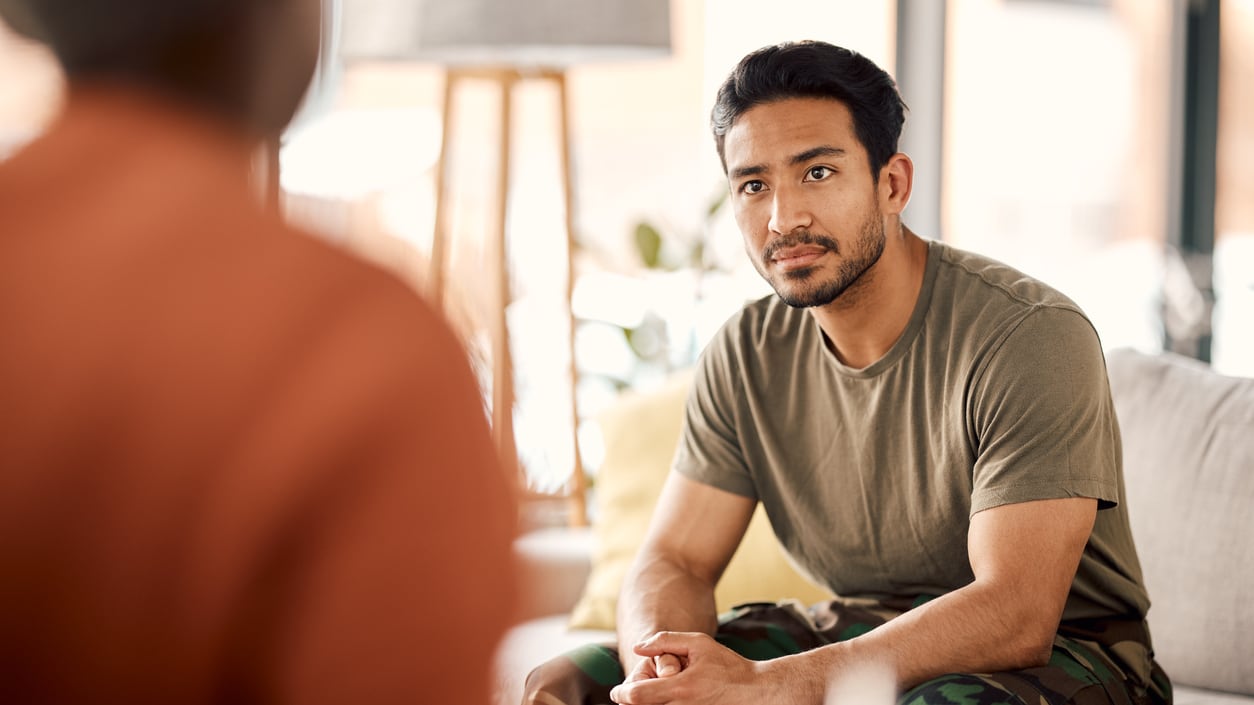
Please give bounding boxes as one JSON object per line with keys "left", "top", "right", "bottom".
{"left": 967, "top": 305, "right": 1122, "bottom": 516}
{"left": 671, "top": 317, "right": 758, "bottom": 500}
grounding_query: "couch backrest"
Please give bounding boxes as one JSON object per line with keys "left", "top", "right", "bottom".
{"left": 1106, "top": 348, "right": 1254, "bottom": 695}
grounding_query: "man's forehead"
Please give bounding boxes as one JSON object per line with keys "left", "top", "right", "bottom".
{"left": 724, "top": 97, "right": 861, "bottom": 168}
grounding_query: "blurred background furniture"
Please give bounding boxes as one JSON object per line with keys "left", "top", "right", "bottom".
{"left": 1106, "top": 348, "right": 1254, "bottom": 705}
{"left": 340, "top": 0, "right": 671, "bottom": 525}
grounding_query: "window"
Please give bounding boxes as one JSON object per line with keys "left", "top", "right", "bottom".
{"left": 1213, "top": 0, "right": 1254, "bottom": 376}
{"left": 943, "top": 0, "right": 1176, "bottom": 353}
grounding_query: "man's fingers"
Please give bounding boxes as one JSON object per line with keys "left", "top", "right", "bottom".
{"left": 621, "top": 655, "right": 657, "bottom": 683}
{"left": 609, "top": 682, "right": 632, "bottom": 704}
{"left": 632, "top": 630, "right": 706, "bottom": 658}
{"left": 610, "top": 677, "right": 670, "bottom": 705}
{"left": 622, "top": 667, "right": 651, "bottom": 683}
{"left": 654, "top": 652, "right": 682, "bottom": 677}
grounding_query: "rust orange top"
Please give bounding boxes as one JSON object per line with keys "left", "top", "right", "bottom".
{"left": 0, "top": 85, "right": 516, "bottom": 705}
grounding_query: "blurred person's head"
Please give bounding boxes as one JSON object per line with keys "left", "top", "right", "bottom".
{"left": 0, "top": 0, "right": 321, "bottom": 136}
{"left": 711, "top": 40, "right": 906, "bottom": 181}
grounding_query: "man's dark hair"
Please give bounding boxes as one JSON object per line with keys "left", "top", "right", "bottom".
{"left": 711, "top": 40, "right": 907, "bottom": 179}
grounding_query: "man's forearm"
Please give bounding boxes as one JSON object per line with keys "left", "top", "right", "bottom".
{"left": 762, "top": 580, "right": 1058, "bottom": 704}
{"left": 616, "top": 551, "right": 720, "bottom": 673}
{"left": 759, "top": 497, "right": 1092, "bottom": 704}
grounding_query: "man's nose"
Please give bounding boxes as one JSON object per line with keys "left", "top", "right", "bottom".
{"left": 767, "top": 186, "right": 813, "bottom": 235}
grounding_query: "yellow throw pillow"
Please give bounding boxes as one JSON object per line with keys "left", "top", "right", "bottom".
{"left": 568, "top": 370, "right": 832, "bottom": 631}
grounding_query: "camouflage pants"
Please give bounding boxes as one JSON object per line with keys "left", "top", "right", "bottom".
{"left": 522, "top": 599, "right": 1172, "bottom": 705}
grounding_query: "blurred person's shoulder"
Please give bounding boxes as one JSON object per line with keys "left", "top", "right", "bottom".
{"left": 0, "top": 86, "right": 478, "bottom": 395}
{"left": 255, "top": 218, "right": 466, "bottom": 371}
{"left": 0, "top": 86, "right": 477, "bottom": 429}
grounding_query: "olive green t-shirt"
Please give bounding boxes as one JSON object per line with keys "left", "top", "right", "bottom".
{"left": 674, "top": 240, "right": 1149, "bottom": 621}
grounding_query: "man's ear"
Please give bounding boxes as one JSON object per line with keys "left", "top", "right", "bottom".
{"left": 878, "top": 152, "right": 913, "bottom": 216}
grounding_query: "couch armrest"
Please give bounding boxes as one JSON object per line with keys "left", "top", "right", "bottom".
{"left": 513, "top": 526, "right": 594, "bottom": 622}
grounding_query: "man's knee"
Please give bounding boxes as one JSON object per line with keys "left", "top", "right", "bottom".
{"left": 899, "top": 673, "right": 1027, "bottom": 705}
{"left": 521, "top": 644, "right": 622, "bottom": 705}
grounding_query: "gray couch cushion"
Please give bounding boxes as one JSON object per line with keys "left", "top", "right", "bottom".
{"left": 1107, "top": 348, "right": 1254, "bottom": 696}
{"left": 1174, "top": 685, "right": 1254, "bottom": 704}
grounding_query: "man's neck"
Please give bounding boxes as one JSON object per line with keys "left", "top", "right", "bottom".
{"left": 808, "top": 225, "right": 929, "bottom": 370}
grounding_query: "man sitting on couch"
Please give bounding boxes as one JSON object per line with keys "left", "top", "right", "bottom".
{"left": 525, "top": 40, "right": 1170, "bottom": 705}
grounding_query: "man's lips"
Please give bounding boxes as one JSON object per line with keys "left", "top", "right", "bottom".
{"left": 770, "top": 245, "right": 829, "bottom": 270}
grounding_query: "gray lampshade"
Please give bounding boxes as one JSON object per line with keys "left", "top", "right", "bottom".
{"left": 342, "top": 0, "right": 670, "bottom": 66}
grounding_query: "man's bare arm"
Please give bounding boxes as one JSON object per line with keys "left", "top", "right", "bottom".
{"left": 763, "top": 496, "right": 1098, "bottom": 701}
{"left": 612, "top": 496, "right": 1096, "bottom": 705}
{"left": 616, "top": 472, "right": 756, "bottom": 676}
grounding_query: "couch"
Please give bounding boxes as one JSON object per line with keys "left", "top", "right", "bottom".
{"left": 494, "top": 348, "right": 1254, "bottom": 705}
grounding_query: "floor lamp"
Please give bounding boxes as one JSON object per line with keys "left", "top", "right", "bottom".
{"left": 342, "top": 0, "right": 670, "bottom": 526}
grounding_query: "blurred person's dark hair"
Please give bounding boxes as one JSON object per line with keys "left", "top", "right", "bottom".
{"left": 710, "top": 40, "right": 907, "bottom": 179}
{"left": 0, "top": 0, "right": 320, "bottom": 135}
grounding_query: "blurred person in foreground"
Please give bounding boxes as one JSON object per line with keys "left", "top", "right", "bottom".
{"left": 524, "top": 41, "right": 1170, "bottom": 705}
{"left": 0, "top": 1, "right": 515, "bottom": 703}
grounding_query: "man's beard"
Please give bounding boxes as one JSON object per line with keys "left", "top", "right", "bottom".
{"left": 760, "top": 214, "right": 887, "bottom": 309}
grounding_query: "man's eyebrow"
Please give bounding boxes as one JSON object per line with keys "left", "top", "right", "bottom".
{"left": 729, "top": 164, "right": 766, "bottom": 180}
{"left": 790, "top": 146, "right": 846, "bottom": 165}
{"left": 729, "top": 146, "right": 848, "bottom": 180}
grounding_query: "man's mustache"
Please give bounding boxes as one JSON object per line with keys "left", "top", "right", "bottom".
{"left": 762, "top": 232, "right": 840, "bottom": 266}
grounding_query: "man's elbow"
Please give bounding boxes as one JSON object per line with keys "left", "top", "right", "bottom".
{"left": 1007, "top": 615, "right": 1059, "bottom": 669}
{"left": 1017, "top": 636, "right": 1055, "bottom": 669}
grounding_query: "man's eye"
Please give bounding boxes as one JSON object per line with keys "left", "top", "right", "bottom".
{"left": 805, "top": 166, "right": 832, "bottom": 180}
{"left": 741, "top": 180, "right": 766, "bottom": 194}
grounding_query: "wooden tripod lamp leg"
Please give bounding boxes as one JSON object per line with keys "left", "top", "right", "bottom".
{"left": 429, "top": 71, "right": 458, "bottom": 310}
{"left": 492, "top": 71, "right": 521, "bottom": 486}
{"left": 555, "top": 70, "right": 588, "bottom": 527}
{"left": 431, "top": 68, "right": 585, "bottom": 526}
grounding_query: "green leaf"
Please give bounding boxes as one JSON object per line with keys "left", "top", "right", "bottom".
{"left": 634, "top": 222, "right": 663, "bottom": 269}
{"left": 689, "top": 241, "right": 705, "bottom": 269}
{"left": 707, "top": 189, "right": 729, "bottom": 217}
{"left": 622, "top": 326, "right": 644, "bottom": 359}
